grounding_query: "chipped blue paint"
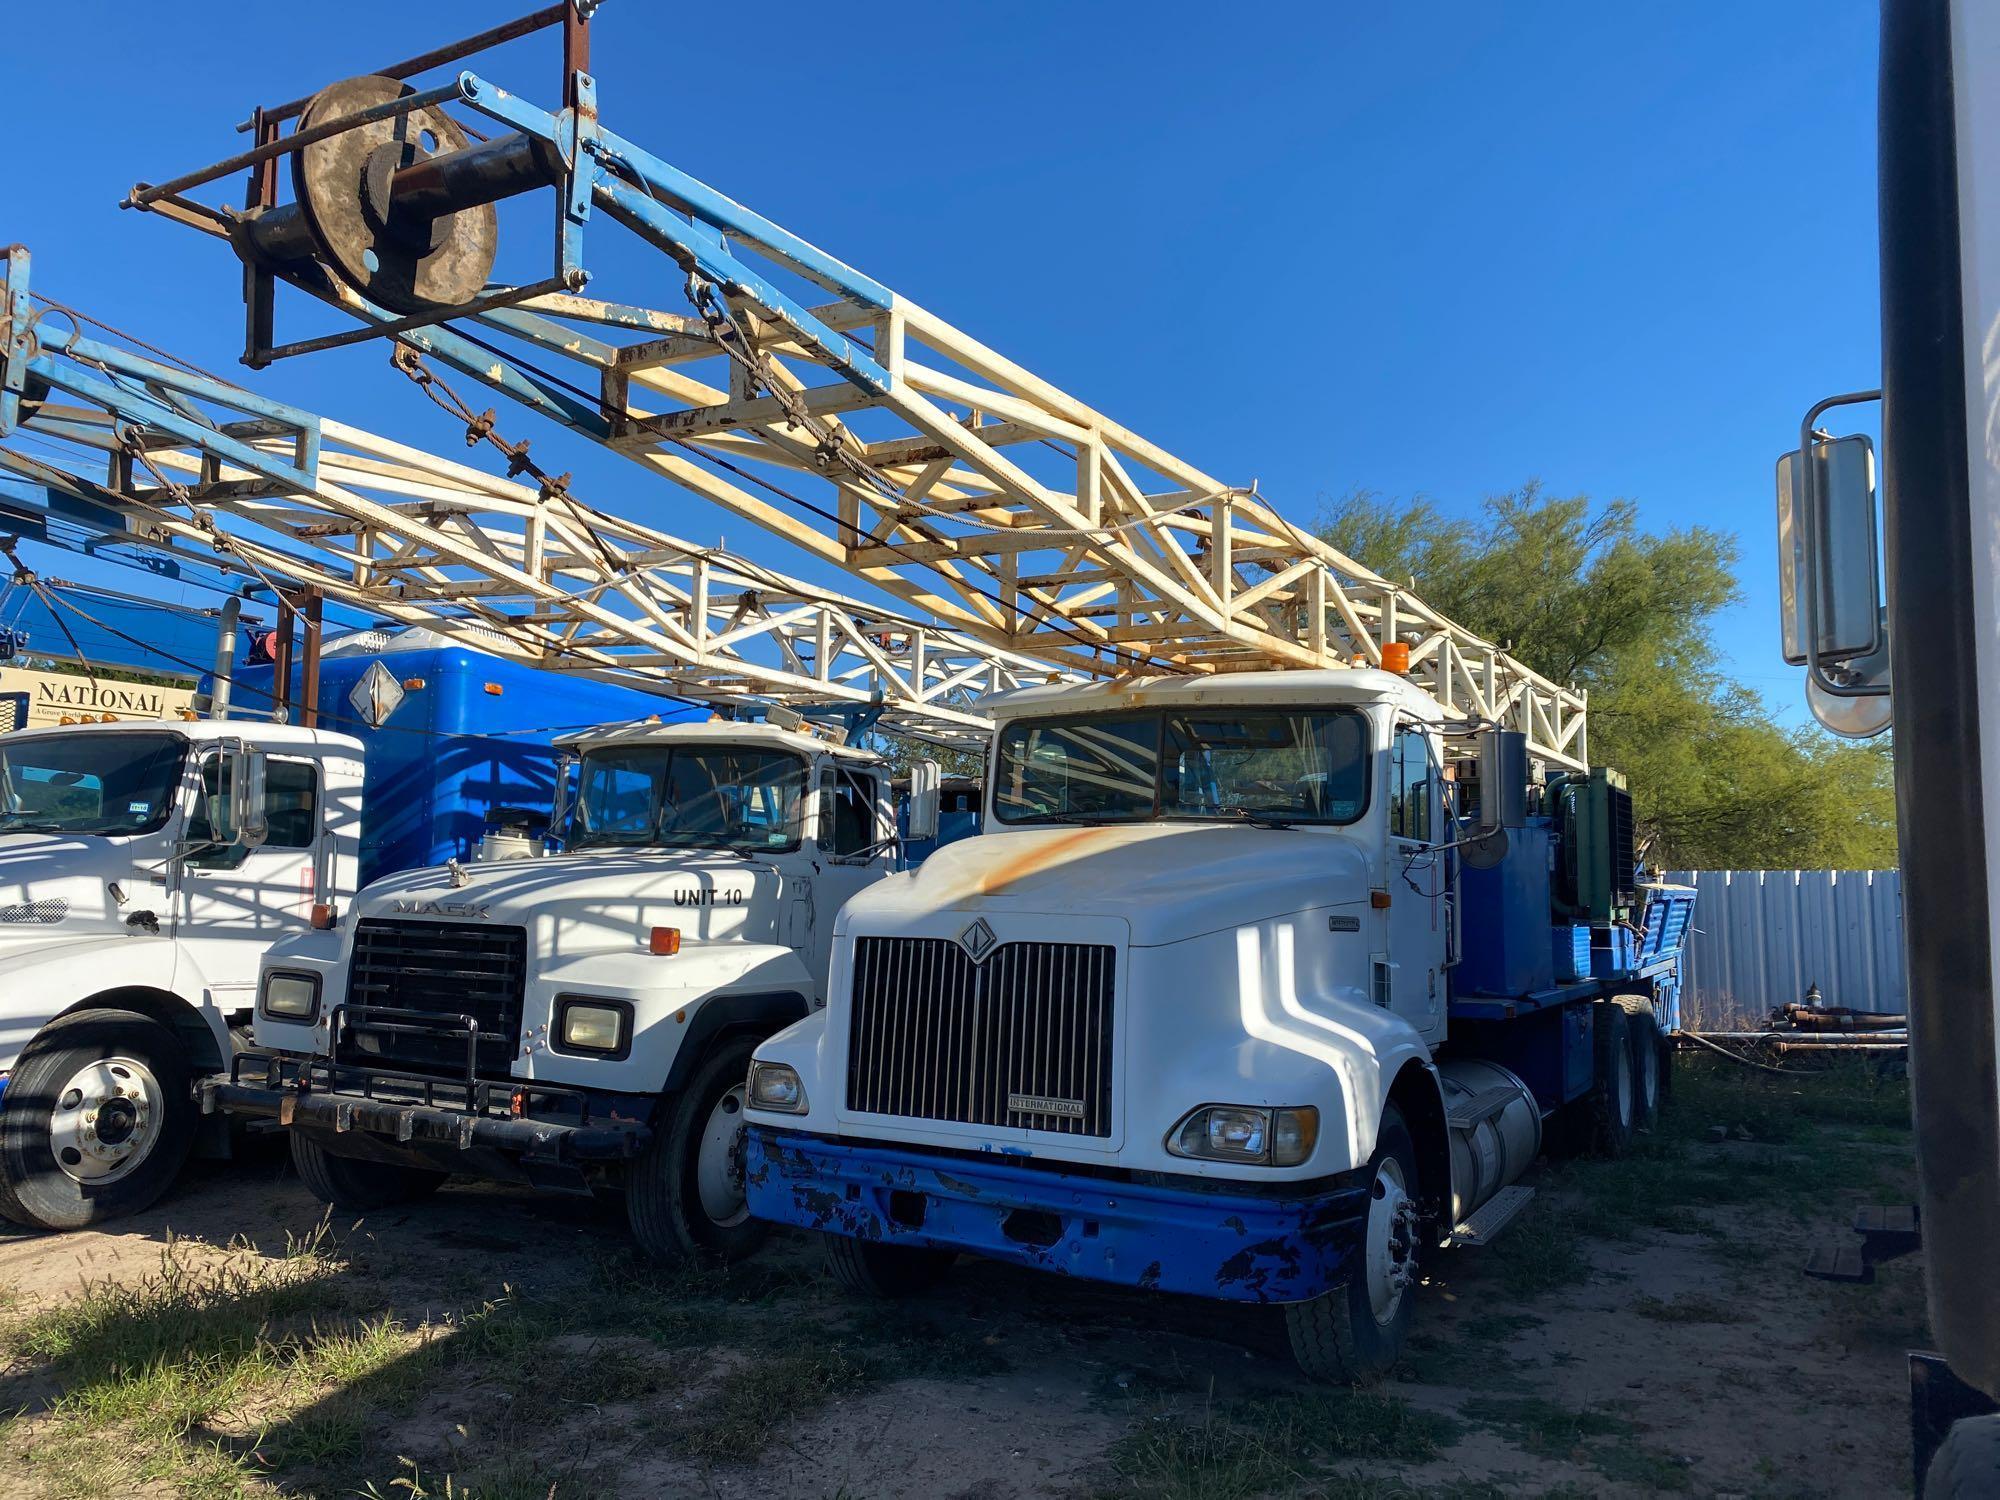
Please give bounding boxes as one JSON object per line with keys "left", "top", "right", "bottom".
{"left": 745, "top": 1127, "right": 1371, "bottom": 1305}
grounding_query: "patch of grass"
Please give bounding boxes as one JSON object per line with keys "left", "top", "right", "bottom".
{"left": 674, "top": 1346, "right": 870, "bottom": 1460}
{"left": 1634, "top": 1292, "right": 1741, "bottom": 1324}
{"left": 1464, "top": 1396, "right": 1688, "bottom": 1492}
{"left": 358, "top": 1453, "right": 606, "bottom": 1499}
{"left": 1105, "top": 1387, "right": 1458, "bottom": 1499}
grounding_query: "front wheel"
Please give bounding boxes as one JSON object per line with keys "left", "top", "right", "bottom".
{"left": 0, "top": 1008, "right": 196, "bottom": 1230}
{"left": 290, "top": 1133, "right": 446, "bottom": 1212}
{"left": 822, "top": 1233, "right": 956, "bottom": 1297}
{"left": 1286, "top": 1102, "right": 1421, "bottom": 1383}
{"left": 627, "top": 1036, "right": 770, "bottom": 1264}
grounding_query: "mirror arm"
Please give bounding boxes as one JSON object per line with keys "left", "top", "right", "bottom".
{"left": 1799, "top": 388, "right": 1888, "bottom": 700}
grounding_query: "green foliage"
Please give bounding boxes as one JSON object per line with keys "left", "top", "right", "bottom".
{"left": 1317, "top": 484, "right": 1897, "bottom": 869}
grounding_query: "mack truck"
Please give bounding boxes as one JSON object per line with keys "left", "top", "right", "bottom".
{"left": 742, "top": 668, "right": 1693, "bottom": 1381}
{"left": 208, "top": 716, "right": 942, "bottom": 1262}
{"left": 0, "top": 631, "right": 682, "bottom": 1231}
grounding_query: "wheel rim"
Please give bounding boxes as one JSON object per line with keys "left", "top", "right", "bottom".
{"left": 49, "top": 1056, "right": 164, "bottom": 1186}
{"left": 1613, "top": 1039, "right": 1634, "bottom": 1128}
{"left": 694, "top": 1082, "right": 751, "bottom": 1229}
{"left": 1363, "top": 1155, "right": 1418, "bottom": 1326}
{"left": 1636, "top": 1032, "right": 1660, "bottom": 1114}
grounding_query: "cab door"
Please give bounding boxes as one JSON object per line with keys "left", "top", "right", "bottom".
{"left": 174, "top": 750, "right": 324, "bottom": 1006}
{"left": 1383, "top": 724, "right": 1447, "bottom": 1040}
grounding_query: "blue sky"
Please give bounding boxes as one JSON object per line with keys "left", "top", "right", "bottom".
{"left": 3, "top": 1, "right": 1881, "bottom": 718}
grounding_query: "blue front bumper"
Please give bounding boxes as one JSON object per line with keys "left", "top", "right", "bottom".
{"left": 744, "top": 1127, "right": 1370, "bottom": 1305}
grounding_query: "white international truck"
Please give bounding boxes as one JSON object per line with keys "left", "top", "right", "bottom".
{"left": 743, "top": 668, "right": 1693, "bottom": 1383}
{"left": 210, "top": 718, "right": 936, "bottom": 1262}
{"left": 0, "top": 717, "right": 362, "bottom": 1229}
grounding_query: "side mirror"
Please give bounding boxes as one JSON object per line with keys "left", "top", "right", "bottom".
{"left": 906, "top": 759, "right": 941, "bottom": 843}
{"left": 815, "top": 768, "right": 837, "bottom": 849}
{"left": 1776, "top": 434, "right": 1881, "bottom": 666}
{"left": 229, "top": 746, "right": 268, "bottom": 849}
{"left": 548, "top": 752, "right": 577, "bottom": 844}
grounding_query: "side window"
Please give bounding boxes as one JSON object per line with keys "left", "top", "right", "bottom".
{"left": 1388, "top": 728, "right": 1433, "bottom": 843}
{"left": 819, "top": 768, "right": 879, "bottom": 858}
{"left": 186, "top": 755, "right": 318, "bottom": 868}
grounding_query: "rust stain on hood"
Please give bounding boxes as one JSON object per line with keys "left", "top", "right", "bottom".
{"left": 970, "top": 826, "right": 1118, "bottom": 899}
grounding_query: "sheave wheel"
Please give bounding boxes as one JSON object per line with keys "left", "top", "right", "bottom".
{"left": 1286, "top": 1103, "right": 1421, "bottom": 1383}
{"left": 628, "top": 1035, "right": 770, "bottom": 1264}
{"left": 290, "top": 1133, "right": 446, "bottom": 1211}
{"left": 0, "top": 1009, "right": 196, "bottom": 1230}
{"left": 822, "top": 1233, "right": 956, "bottom": 1297}
{"left": 1588, "top": 1003, "right": 1636, "bottom": 1157}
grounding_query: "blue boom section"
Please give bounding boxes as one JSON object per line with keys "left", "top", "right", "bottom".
{"left": 223, "top": 645, "right": 700, "bottom": 885}
{"left": 745, "top": 1127, "right": 1372, "bottom": 1305}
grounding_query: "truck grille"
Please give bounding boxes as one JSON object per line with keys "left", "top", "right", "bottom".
{"left": 340, "top": 918, "right": 527, "bottom": 1077}
{"left": 846, "top": 937, "right": 1115, "bottom": 1137}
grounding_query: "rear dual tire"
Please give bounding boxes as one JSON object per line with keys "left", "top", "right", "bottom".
{"left": 822, "top": 1234, "right": 956, "bottom": 1297}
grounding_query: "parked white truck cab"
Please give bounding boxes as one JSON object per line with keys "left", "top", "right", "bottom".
{"left": 0, "top": 718, "right": 361, "bottom": 1228}
{"left": 745, "top": 668, "right": 1689, "bottom": 1381}
{"left": 212, "top": 718, "right": 922, "bottom": 1262}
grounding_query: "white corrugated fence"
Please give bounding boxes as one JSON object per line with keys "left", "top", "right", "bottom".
{"left": 1663, "top": 869, "right": 1904, "bottom": 1026}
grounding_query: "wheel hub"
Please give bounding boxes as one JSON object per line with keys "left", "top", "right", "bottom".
{"left": 49, "top": 1056, "right": 163, "bottom": 1186}
{"left": 693, "top": 1083, "right": 751, "bottom": 1229}
{"left": 1364, "top": 1157, "right": 1418, "bottom": 1325}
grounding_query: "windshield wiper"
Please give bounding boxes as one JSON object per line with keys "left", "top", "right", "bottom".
{"left": 1016, "top": 809, "right": 1138, "bottom": 826}
{"left": 0, "top": 820, "right": 70, "bottom": 835}
{"left": 1219, "top": 808, "right": 1313, "bottom": 829}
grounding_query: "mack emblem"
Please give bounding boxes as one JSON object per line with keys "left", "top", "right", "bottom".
{"left": 1008, "top": 1092, "right": 1084, "bottom": 1119}
{"left": 391, "top": 898, "right": 490, "bottom": 919}
{"left": 674, "top": 889, "right": 746, "bottom": 907}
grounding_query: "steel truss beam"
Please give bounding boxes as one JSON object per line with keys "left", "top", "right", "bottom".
{"left": 128, "top": 11, "right": 1586, "bottom": 765}
{"left": 0, "top": 248, "right": 1069, "bottom": 748}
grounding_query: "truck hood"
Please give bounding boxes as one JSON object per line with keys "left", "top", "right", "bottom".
{"left": 848, "top": 823, "right": 1374, "bottom": 947}
{"left": 353, "top": 849, "right": 796, "bottom": 952}
{"left": 0, "top": 832, "right": 153, "bottom": 939}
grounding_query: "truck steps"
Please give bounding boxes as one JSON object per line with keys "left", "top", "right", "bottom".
{"left": 1452, "top": 1185, "right": 1536, "bottom": 1246}
{"left": 1803, "top": 1204, "right": 1922, "bottom": 1284}
{"left": 1446, "top": 1084, "right": 1522, "bottom": 1130}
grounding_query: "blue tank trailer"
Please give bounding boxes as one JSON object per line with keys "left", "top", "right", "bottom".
{"left": 220, "top": 639, "right": 703, "bottom": 883}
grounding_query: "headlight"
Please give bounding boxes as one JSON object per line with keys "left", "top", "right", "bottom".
{"left": 556, "top": 998, "right": 631, "bottom": 1057}
{"left": 748, "top": 1060, "right": 807, "bottom": 1113}
{"left": 1168, "top": 1104, "right": 1319, "bottom": 1167}
{"left": 259, "top": 970, "right": 321, "bottom": 1022}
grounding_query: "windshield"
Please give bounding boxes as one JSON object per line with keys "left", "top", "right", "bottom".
{"left": 571, "top": 744, "right": 807, "bottom": 852}
{"left": 993, "top": 708, "right": 1371, "bottom": 826}
{"left": 0, "top": 730, "right": 188, "bottom": 837}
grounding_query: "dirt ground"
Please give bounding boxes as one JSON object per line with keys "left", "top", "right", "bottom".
{"left": 0, "top": 1060, "right": 1926, "bottom": 1499}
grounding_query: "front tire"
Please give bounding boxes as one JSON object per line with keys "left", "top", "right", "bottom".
{"left": 0, "top": 1009, "right": 196, "bottom": 1230}
{"left": 822, "top": 1233, "right": 956, "bottom": 1297}
{"left": 627, "top": 1036, "right": 769, "bottom": 1264}
{"left": 290, "top": 1133, "right": 446, "bottom": 1211}
{"left": 1286, "top": 1102, "right": 1421, "bottom": 1384}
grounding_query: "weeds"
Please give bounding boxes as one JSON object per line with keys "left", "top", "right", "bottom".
{"left": 1105, "top": 1386, "right": 1458, "bottom": 1499}
{"left": 1634, "top": 1292, "right": 1741, "bottom": 1324}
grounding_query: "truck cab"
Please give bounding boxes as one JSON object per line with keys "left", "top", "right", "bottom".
{"left": 744, "top": 669, "right": 1688, "bottom": 1379}
{"left": 0, "top": 717, "right": 361, "bottom": 1229}
{"left": 215, "top": 717, "right": 916, "bottom": 1262}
